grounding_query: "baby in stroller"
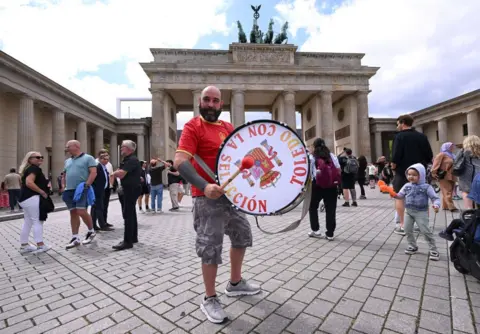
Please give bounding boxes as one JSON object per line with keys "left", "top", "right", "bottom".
{"left": 441, "top": 173, "right": 480, "bottom": 278}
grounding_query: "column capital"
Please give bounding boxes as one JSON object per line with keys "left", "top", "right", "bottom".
{"left": 318, "top": 90, "right": 332, "bottom": 97}
{"left": 232, "top": 89, "right": 245, "bottom": 96}
{"left": 282, "top": 90, "right": 295, "bottom": 96}
{"left": 150, "top": 88, "right": 165, "bottom": 96}
{"left": 192, "top": 89, "right": 202, "bottom": 94}
{"left": 356, "top": 90, "right": 370, "bottom": 97}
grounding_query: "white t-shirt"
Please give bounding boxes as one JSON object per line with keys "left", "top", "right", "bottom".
{"left": 368, "top": 165, "right": 376, "bottom": 176}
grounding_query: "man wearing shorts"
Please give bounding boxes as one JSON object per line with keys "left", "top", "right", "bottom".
{"left": 174, "top": 85, "right": 261, "bottom": 324}
{"left": 391, "top": 114, "right": 433, "bottom": 235}
{"left": 61, "top": 140, "right": 97, "bottom": 249}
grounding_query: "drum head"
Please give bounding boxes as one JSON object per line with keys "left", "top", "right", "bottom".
{"left": 216, "top": 120, "right": 310, "bottom": 216}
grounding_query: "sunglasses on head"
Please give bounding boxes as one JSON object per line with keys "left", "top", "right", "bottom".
{"left": 31, "top": 156, "right": 44, "bottom": 159}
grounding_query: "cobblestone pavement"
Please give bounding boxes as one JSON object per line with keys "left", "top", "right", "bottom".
{"left": 0, "top": 187, "right": 479, "bottom": 334}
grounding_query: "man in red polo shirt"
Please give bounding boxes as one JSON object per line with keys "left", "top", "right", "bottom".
{"left": 174, "top": 86, "right": 261, "bottom": 324}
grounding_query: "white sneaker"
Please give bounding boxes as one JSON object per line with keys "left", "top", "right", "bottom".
{"left": 20, "top": 244, "right": 37, "bottom": 254}
{"left": 155, "top": 209, "right": 163, "bottom": 214}
{"left": 308, "top": 230, "right": 322, "bottom": 238}
{"left": 66, "top": 237, "right": 81, "bottom": 249}
{"left": 82, "top": 231, "right": 96, "bottom": 245}
{"left": 32, "top": 244, "right": 51, "bottom": 254}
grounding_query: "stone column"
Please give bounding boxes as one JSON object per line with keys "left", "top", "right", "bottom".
{"left": 76, "top": 119, "right": 87, "bottom": 152}
{"left": 438, "top": 118, "right": 448, "bottom": 143}
{"left": 467, "top": 109, "right": 479, "bottom": 137}
{"left": 137, "top": 134, "right": 145, "bottom": 161}
{"left": 374, "top": 131, "right": 382, "bottom": 159}
{"left": 110, "top": 133, "right": 118, "bottom": 168}
{"left": 151, "top": 89, "right": 166, "bottom": 158}
{"left": 320, "top": 91, "right": 334, "bottom": 151}
{"left": 17, "top": 95, "right": 35, "bottom": 165}
{"left": 357, "top": 91, "right": 371, "bottom": 160}
{"left": 193, "top": 89, "right": 202, "bottom": 117}
{"left": 51, "top": 109, "right": 65, "bottom": 189}
{"left": 231, "top": 90, "right": 245, "bottom": 128}
{"left": 416, "top": 125, "right": 424, "bottom": 133}
{"left": 94, "top": 127, "right": 104, "bottom": 156}
{"left": 283, "top": 91, "right": 296, "bottom": 131}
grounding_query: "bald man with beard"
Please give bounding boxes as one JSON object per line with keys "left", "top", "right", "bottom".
{"left": 175, "top": 86, "right": 261, "bottom": 324}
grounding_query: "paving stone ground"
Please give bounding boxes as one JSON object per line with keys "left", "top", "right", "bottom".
{"left": 0, "top": 186, "right": 479, "bottom": 334}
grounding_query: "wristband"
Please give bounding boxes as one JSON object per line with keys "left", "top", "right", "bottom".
{"left": 177, "top": 160, "right": 209, "bottom": 192}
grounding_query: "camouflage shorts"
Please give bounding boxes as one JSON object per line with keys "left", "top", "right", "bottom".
{"left": 193, "top": 196, "right": 253, "bottom": 265}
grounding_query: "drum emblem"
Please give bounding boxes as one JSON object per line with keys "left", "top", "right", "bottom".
{"left": 235, "top": 139, "right": 283, "bottom": 189}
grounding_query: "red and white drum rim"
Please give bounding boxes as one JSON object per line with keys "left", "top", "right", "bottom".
{"left": 215, "top": 119, "right": 310, "bottom": 216}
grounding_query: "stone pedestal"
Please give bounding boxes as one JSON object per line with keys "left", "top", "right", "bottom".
{"left": 17, "top": 95, "right": 35, "bottom": 165}
{"left": 52, "top": 109, "right": 65, "bottom": 189}
{"left": 438, "top": 119, "right": 448, "bottom": 143}
{"left": 283, "top": 91, "right": 296, "bottom": 131}
{"left": 110, "top": 134, "right": 118, "bottom": 168}
{"left": 137, "top": 134, "right": 145, "bottom": 161}
{"left": 467, "top": 110, "right": 479, "bottom": 137}
{"left": 151, "top": 89, "right": 166, "bottom": 159}
{"left": 76, "top": 120, "right": 87, "bottom": 152}
{"left": 232, "top": 90, "right": 245, "bottom": 128}
{"left": 193, "top": 90, "right": 201, "bottom": 117}
{"left": 374, "top": 131, "right": 382, "bottom": 159}
{"left": 320, "top": 91, "right": 334, "bottom": 151}
{"left": 94, "top": 128, "right": 104, "bottom": 156}
{"left": 357, "top": 91, "right": 371, "bottom": 160}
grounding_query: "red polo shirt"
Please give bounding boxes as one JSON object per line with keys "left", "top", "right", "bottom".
{"left": 177, "top": 116, "right": 233, "bottom": 197}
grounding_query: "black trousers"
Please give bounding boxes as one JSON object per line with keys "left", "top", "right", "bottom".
{"left": 91, "top": 189, "right": 106, "bottom": 228}
{"left": 309, "top": 184, "right": 338, "bottom": 237}
{"left": 357, "top": 178, "right": 366, "bottom": 196}
{"left": 8, "top": 189, "right": 21, "bottom": 210}
{"left": 122, "top": 186, "right": 140, "bottom": 244}
{"left": 104, "top": 187, "right": 111, "bottom": 223}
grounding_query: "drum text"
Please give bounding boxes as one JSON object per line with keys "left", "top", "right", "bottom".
{"left": 280, "top": 130, "right": 309, "bottom": 185}
{"left": 232, "top": 193, "right": 267, "bottom": 213}
{"left": 225, "top": 123, "right": 277, "bottom": 150}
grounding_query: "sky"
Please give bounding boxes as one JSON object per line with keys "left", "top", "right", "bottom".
{"left": 1, "top": 0, "right": 479, "bottom": 129}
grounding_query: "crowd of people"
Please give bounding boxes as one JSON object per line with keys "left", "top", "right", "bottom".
{"left": 3, "top": 84, "right": 480, "bottom": 325}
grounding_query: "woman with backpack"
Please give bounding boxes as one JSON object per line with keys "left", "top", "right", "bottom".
{"left": 308, "top": 138, "right": 341, "bottom": 241}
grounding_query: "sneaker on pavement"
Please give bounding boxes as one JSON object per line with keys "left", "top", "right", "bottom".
{"left": 405, "top": 245, "right": 418, "bottom": 255}
{"left": 225, "top": 278, "right": 261, "bottom": 297}
{"left": 352, "top": 201, "right": 358, "bottom": 207}
{"left": 66, "top": 237, "right": 81, "bottom": 249}
{"left": 429, "top": 250, "right": 440, "bottom": 261}
{"left": 326, "top": 235, "right": 334, "bottom": 241}
{"left": 394, "top": 226, "right": 406, "bottom": 236}
{"left": 20, "top": 244, "right": 37, "bottom": 254}
{"left": 81, "top": 231, "right": 96, "bottom": 245}
{"left": 32, "top": 244, "right": 51, "bottom": 254}
{"left": 200, "top": 296, "right": 228, "bottom": 324}
{"left": 308, "top": 230, "right": 322, "bottom": 238}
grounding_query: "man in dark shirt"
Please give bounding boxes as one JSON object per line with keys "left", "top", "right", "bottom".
{"left": 391, "top": 114, "right": 433, "bottom": 235}
{"left": 166, "top": 159, "right": 182, "bottom": 211}
{"left": 112, "top": 140, "right": 142, "bottom": 250}
{"left": 149, "top": 158, "right": 167, "bottom": 213}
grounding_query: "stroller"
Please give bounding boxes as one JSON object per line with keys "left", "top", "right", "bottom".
{"left": 449, "top": 209, "right": 480, "bottom": 279}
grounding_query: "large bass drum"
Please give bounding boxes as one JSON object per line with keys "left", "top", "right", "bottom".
{"left": 215, "top": 120, "right": 310, "bottom": 216}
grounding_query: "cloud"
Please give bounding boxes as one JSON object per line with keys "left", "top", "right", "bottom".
{"left": 210, "top": 42, "right": 222, "bottom": 49}
{"left": 0, "top": 0, "right": 230, "bottom": 119}
{"left": 276, "top": 0, "right": 480, "bottom": 117}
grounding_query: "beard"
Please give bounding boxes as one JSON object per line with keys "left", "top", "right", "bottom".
{"left": 199, "top": 105, "right": 222, "bottom": 122}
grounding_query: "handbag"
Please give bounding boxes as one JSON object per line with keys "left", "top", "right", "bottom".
{"left": 452, "top": 149, "right": 466, "bottom": 176}
{"left": 437, "top": 169, "right": 447, "bottom": 179}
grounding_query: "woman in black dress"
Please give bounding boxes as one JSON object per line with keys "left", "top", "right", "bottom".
{"left": 18, "top": 151, "right": 52, "bottom": 254}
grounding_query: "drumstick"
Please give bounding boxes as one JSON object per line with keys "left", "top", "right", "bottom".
{"left": 220, "top": 156, "right": 255, "bottom": 190}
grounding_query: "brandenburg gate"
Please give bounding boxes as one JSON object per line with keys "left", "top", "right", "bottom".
{"left": 141, "top": 43, "right": 378, "bottom": 161}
